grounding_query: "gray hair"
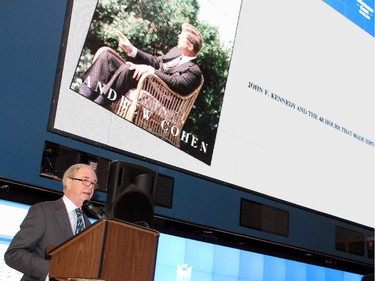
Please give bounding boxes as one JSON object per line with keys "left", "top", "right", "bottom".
{"left": 62, "top": 163, "right": 95, "bottom": 191}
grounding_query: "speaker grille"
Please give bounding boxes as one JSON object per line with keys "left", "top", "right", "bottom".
{"left": 106, "top": 160, "right": 157, "bottom": 227}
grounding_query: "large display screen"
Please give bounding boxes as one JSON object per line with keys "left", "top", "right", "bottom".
{"left": 49, "top": 0, "right": 374, "bottom": 227}
{"left": 0, "top": 199, "right": 365, "bottom": 281}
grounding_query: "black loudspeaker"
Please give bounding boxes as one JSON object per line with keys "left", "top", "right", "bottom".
{"left": 105, "top": 160, "right": 157, "bottom": 228}
{"left": 362, "top": 273, "right": 374, "bottom": 281}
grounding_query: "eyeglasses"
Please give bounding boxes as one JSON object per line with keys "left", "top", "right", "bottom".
{"left": 70, "top": 177, "right": 99, "bottom": 189}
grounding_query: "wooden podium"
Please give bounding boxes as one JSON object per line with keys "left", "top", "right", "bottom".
{"left": 48, "top": 219, "right": 159, "bottom": 281}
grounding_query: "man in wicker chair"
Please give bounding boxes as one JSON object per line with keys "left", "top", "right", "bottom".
{"left": 79, "top": 23, "right": 203, "bottom": 109}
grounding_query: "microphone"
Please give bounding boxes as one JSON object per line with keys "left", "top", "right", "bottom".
{"left": 134, "top": 221, "right": 150, "bottom": 228}
{"left": 83, "top": 200, "right": 108, "bottom": 220}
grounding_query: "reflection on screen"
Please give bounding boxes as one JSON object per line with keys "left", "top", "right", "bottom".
{"left": 0, "top": 200, "right": 29, "bottom": 280}
{"left": 0, "top": 199, "right": 364, "bottom": 281}
{"left": 154, "top": 233, "right": 364, "bottom": 281}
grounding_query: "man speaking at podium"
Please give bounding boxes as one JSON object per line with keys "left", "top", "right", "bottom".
{"left": 4, "top": 163, "right": 98, "bottom": 281}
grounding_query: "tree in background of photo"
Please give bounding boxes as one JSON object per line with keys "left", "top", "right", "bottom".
{"left": 72, "top": 0, "right": 232, "bottom": 164}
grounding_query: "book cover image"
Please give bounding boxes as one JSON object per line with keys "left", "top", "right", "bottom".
{"left": 68, "top": 0, "right": 242, "bottom": 165}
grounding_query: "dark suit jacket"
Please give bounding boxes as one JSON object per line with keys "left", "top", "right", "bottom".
{"left": 134, "top": 46, "right": 202, "bottom": 95}
{"left": 4, "top": 198, "right": 91, "bottom": 281}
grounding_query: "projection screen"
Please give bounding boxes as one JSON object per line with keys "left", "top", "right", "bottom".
{"left": 50, "top": 0, "right": 374, "bottom": 227}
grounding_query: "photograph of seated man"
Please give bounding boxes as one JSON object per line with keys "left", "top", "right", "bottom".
{"left": 79, "top": 23, "right": 203, "bottom": 110}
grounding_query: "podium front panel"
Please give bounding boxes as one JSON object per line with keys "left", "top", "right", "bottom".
{"left": 49, "top": 220, "right": 159, "bottom": 281}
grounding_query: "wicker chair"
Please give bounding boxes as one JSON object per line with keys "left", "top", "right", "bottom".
{"left": 111, "top": 73, "right": 204, "bottom": 147}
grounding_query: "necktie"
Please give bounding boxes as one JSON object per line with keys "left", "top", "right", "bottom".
{"left": 75, "top": 208, "right": 85, "bottom": 234}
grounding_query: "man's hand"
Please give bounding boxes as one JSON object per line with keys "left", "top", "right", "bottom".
{"left": 117, "top": 30, "right": 133, "bottom": 54}
{"left": 126, "top": 62, "right": 154, "bottom": 80}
